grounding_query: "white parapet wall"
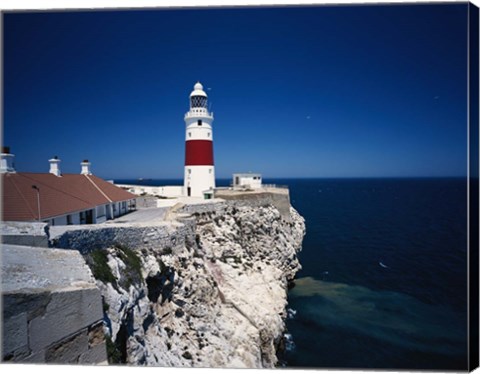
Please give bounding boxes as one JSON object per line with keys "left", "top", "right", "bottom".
{"left": 116, "top": 184, "right": 184, "bottom": 198}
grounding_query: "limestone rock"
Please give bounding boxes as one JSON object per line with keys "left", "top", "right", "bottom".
{"left": 67, "top": 201, "right": 305, "bottom": 368}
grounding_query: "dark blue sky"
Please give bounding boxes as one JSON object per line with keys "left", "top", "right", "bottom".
{"left": 3, "top": 3, "right": 469, "bottom": 179}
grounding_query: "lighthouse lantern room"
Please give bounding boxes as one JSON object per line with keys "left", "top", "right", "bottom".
{"left": 184, "top": 82, "right": 215, "bottom": 198}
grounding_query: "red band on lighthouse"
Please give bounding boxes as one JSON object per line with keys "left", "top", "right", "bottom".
{"left": 185, "top": 140, "right": 214, "bottom": 166}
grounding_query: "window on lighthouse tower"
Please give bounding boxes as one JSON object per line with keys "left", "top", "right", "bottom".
{"left": 197, "top": 120, "right": 202, "bottom": 126}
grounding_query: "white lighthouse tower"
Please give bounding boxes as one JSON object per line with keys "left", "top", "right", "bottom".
{"left": 184, "top": 82, "right": 215, "bottom": 198}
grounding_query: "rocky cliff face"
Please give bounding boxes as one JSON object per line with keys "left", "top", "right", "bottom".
{"left": 79, "top": 203, "right": 305, "bottom": 368}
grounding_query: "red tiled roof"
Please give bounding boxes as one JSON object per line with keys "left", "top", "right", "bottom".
{"left": 1, "top": 173, "right": 136, "bottom": 222}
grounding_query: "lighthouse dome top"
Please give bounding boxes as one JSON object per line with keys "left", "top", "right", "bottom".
{"left": 190, "top": 81, "right": 207, "bottom": 97}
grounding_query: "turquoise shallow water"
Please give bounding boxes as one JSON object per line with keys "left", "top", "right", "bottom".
{"left": 284, "top": 277, "right": 467, "bottom": 369}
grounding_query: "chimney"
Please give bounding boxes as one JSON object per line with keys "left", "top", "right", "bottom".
{"left": 49, "top": 156, "right": 61, "bottom": 176}
{"left": 81, "top": 159, "right": 92, "bottom": 175}
{"left": 1, "top": 146, "right": 16, "bottom": 173}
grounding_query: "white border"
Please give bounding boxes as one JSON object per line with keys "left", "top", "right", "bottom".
{"left": 1, "top": 1, "right": 478, "bottom": 374}
{"left": 1, "top": 0, "right": 479, "bottom": 11}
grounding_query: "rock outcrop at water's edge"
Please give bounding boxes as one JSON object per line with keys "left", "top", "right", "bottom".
{"left": 52, "top": 202, "right": 306, "bottom": 368}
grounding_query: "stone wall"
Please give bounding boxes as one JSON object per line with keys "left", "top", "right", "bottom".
{"left": 2, "top": 244, "right": 107, "bottom": 364}
{"left": 49, "top": 219, "right": 196, "bottom": 255}
{"left": 176, "top": 190, "right": 291, "bottom": 220}
{"left": 173, "top": 200, "right": 227, "bottom": 215}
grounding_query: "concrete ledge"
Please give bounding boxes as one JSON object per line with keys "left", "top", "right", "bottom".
{"left": 29, "top": 288, "right": 103, "bottom": 352}
{"left": 1, "top": 221, "right": 49, "bottom": 247}
{"left": 1, "top": 244, "right": 107, "bottom": 364}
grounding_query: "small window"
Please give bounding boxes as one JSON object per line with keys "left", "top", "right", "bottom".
{"left": 67, "top": 215, "right": 72, "bottom": 225}
{"left": 198, "top": 120, "right": 202, "bottom": 126}
{"left": 208, "top": 132, "right": 210, "bottom": 137}
{"left": 209, "top": 169, "right": 212, "bottom": 174}
{"left": 188, "top": 169, "right": 191, "bottom": 174}
{"left": 188, "top": 132, "right": 191, "bottom": 137}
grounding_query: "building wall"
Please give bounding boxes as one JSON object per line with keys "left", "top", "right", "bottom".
{"left": 43, "top": 199, "right": 135, "bottom": 226}
{"left": 96, "top": 205, "right": 107, "bottom": 224}
{"left": 116, "top": 185, "right": 184, "bottom": 198}
{"left": 112, "top": 202, "right": 120, "bottom": 218}
{"left": 158, "top": 186, "right": 184, "bottom": 197}
{"left": 185, "top": 120, "right": 213, "bottom": 141}
{"left": 48, "top": 211, "right": 86, "bottom": 226}
{"left": 53, "top": 215, "right": 68, "bottom": 226}
{"left": 234, "top": 176, "right": 262, "bottom": 189}
{"left": 184, "top": 165, "right": 215, "bottom": 197}
{"left": 70, "top": 212, "right": 81, "bottom": 225}
{"left": 119, "top": 201, "right": 128, "bottom": 216}
{"left": 110, "top": 201, "right": 129, "bottom": 218}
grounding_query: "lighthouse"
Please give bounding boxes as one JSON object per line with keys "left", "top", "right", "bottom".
{"left": 184, "top": 82, "right": 215, "bottom": 198}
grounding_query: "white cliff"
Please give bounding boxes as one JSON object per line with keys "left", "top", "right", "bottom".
{"left": 53, "top": 200, "right": 306, "bottom": 368}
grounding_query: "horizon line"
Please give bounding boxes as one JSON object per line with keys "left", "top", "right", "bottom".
{"left": 108, "top": 175, "right": 470, "bottom": 180}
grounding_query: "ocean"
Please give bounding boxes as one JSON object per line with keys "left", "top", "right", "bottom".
{"left": 115, "top": 177, "right": 468, "bottom": 370}
{"left": 279, "top": 178, "right": 468, "bottom": 370}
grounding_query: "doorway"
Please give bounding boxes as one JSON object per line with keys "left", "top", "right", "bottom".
{"left": 86, "top": 209, "right": 93, "bottom": 224}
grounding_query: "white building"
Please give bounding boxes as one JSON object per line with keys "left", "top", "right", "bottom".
{"left": 1, "top": 150, "right": 136, "bottom": 226}
{"left": 232, "top": 173, "right": 263, "bottom": 190}
{"left": 184, "top": 82, "right": 216, "bottom": 199}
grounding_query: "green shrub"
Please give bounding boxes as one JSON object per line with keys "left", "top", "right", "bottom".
{"left": 115, "top": 244, "right": 143, "bottom": 288}
{"left": 87, "top": 250, "right": 117, "bottom": 285}
{"left": 105, "top": 335, "right": 122, "bottom": 364}
{"left": 102, "top": 299, "right": 110, "bottom": 313}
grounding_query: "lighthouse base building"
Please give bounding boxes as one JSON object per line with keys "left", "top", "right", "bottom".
{"left": 184, "top": 165, "right": 215, "bottom": 199}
